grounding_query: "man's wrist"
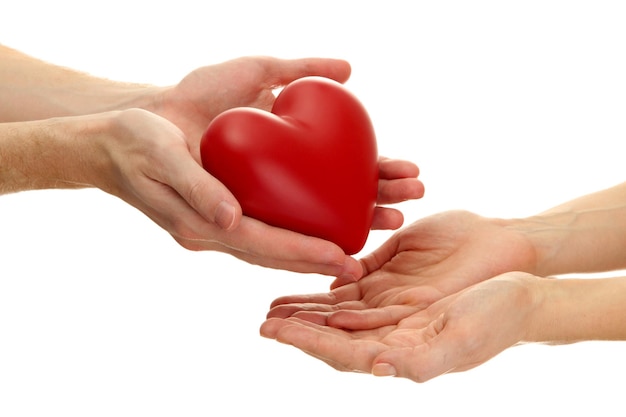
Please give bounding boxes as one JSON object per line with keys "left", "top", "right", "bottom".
{"left": 0, "top": 114, "right": 114, "bottom": 194}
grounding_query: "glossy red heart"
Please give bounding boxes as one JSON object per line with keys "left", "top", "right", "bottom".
{"left": 200, "top": 76, "right": 378, "bottom": 255}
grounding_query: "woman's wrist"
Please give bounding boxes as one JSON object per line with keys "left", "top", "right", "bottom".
{"left": 501, "top": 212, "right": 581, "bottom": 277}
{"left": 501, "top": 184, "right": 626, "bottom": 276}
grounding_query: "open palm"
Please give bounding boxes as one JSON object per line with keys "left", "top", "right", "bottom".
{"left": 266, "top": 210, "right": 537, "bottom": 328}
{"left": 261, "top": 271, "right": 536, "bottom": 383}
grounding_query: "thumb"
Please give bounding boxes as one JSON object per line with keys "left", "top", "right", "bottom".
{"left": 167, "top": 156, "right": 243, "bottom": 231}
{"left": 371, "top": 342, "right": 454, "bottom": 384}
{"left": 359, "top": 233, "right": 401, "bottom": 276}
{"left": 371, "top": 315, "right": 457, "bottom": 383}
{"left": 268, "top": 57, "right": 352, "bottom": 87}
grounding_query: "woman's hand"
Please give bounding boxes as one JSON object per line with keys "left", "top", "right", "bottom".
{"left": 262, "top": 272, "right": 540, "bottom": 383}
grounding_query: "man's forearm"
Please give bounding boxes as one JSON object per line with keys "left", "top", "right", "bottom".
{"left": 0, "top": 116, "right": 107, "bottom": 194}
{"left": 0, "top": 44, "right": 156, "bottom": 122}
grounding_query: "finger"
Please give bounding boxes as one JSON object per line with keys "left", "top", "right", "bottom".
{"left": 122, "top": 172, "right": 226, "bottom": 245}
{"left": 217, "top": 245, "right": 361, "bottom": 278}
{"left": 288, "top": 311, "right": 331, "bottom": 326}
{"left": 331, "top": 274, "right": 360, "bottom": 288}
{"left": 330, "top": 276, "right": 354, "bottom": 289}
{"left": 260, "top": 317, "right": 293, "bottom": 339}
{"left": 267, "top": 301, "right": 357, "bottom": 320}
{"left": 377, "top": 178, "right": 425, "bottom": 205}
{"left": 270, "top": 300, "right": 368, "bottom": 325}
{"left": 359, "top": 231, "right": 402, "bottom": 277}
{"left": 205, "top": 215, "right": 364, "bottom": 278}
{"left": 378, "top": 157, "right": 420, "bottom": 180}
{"left": 268, "top": 318, "right": 386, "bottom": 374}
{"left": 166, "top": 208, "right": 361, "bottom": 278}
{"left": 269, "top": 281, "right": 361, "bottom": 308}
{"left": 372, "top": 319, "right": 458, "bottom": 383}
{"left": 157, "top": 143, "right": 243, "bottom": 231}
{"left": 260, "top": 317, "right": 350, "bottom": 340}
{"left": 264, "top": 57, "right": 352, "bottom": 87}
{"left": 328, "top": 305, "right": 419, "bottom": 330}
{"left": 372, "top": 346, "right": 457, "bottom": 383}
{"left": 370, "top": 206, "right": 404, "bottom": 230}
{"left": 262, "top": 317, "right": 393, "bottom": 340}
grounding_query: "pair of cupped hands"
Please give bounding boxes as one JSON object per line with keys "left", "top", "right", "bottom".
{"left": 116, "top": 55, "right": 536, "bottom": 383}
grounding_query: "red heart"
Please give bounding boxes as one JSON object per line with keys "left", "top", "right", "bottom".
{"left": 200, "top": 76, "right": 378, "bottom": 255}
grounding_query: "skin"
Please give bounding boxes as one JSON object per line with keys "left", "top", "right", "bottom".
{"left": 261, "top": 181, "right": 626, "bottom": 382}
{"left": 0, "top": 44, "right": 425, "bottom": 282}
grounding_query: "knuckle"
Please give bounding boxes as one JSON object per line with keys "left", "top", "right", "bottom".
{"left": 184, "top": 179, "right": 208, "bottom": 209}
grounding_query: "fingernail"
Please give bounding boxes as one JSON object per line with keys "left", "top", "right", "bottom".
{"left": 372, "top": 363, "right": 397, "bottom": 377}
{"left": 214, "top": 201, "right": 236, "bottom": 230}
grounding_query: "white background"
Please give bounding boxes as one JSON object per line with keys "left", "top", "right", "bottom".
{"left": 1, "top": 1, "right": 625, "bottom": 416}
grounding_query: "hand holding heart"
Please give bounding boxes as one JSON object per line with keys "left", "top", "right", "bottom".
{"left": 2, "top": 48, "right": 423, "bottom": 280}
{"left": 125, "top": 56, "right": 424, "bottom": 280}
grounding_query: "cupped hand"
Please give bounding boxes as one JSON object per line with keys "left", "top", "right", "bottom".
{"left": 261, "top": 271, "right": 540, "bottom": 383}
{"left": 150, "top": 55, "right": 422, "bottom": 231}
{"left": 115, "top": 56, "right": 424, "bottom": 279}
{"left": 266, "top": 210, "right": 537, "bottom": 325}
{"left": 93, "top": 107, "right": 423, "bottom": 281}
{"left": 91, "top": 108, "right": 356, "bottom": 278}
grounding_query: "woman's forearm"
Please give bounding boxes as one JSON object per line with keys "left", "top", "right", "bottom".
{"left": 506, "top": 181, "right": 626, "bottom": 276}
{"left": 0, "top": 44, "right": 157, "bottom": 122}
{"left": 527, "top": 275, "right": 626, "bottom": 343}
